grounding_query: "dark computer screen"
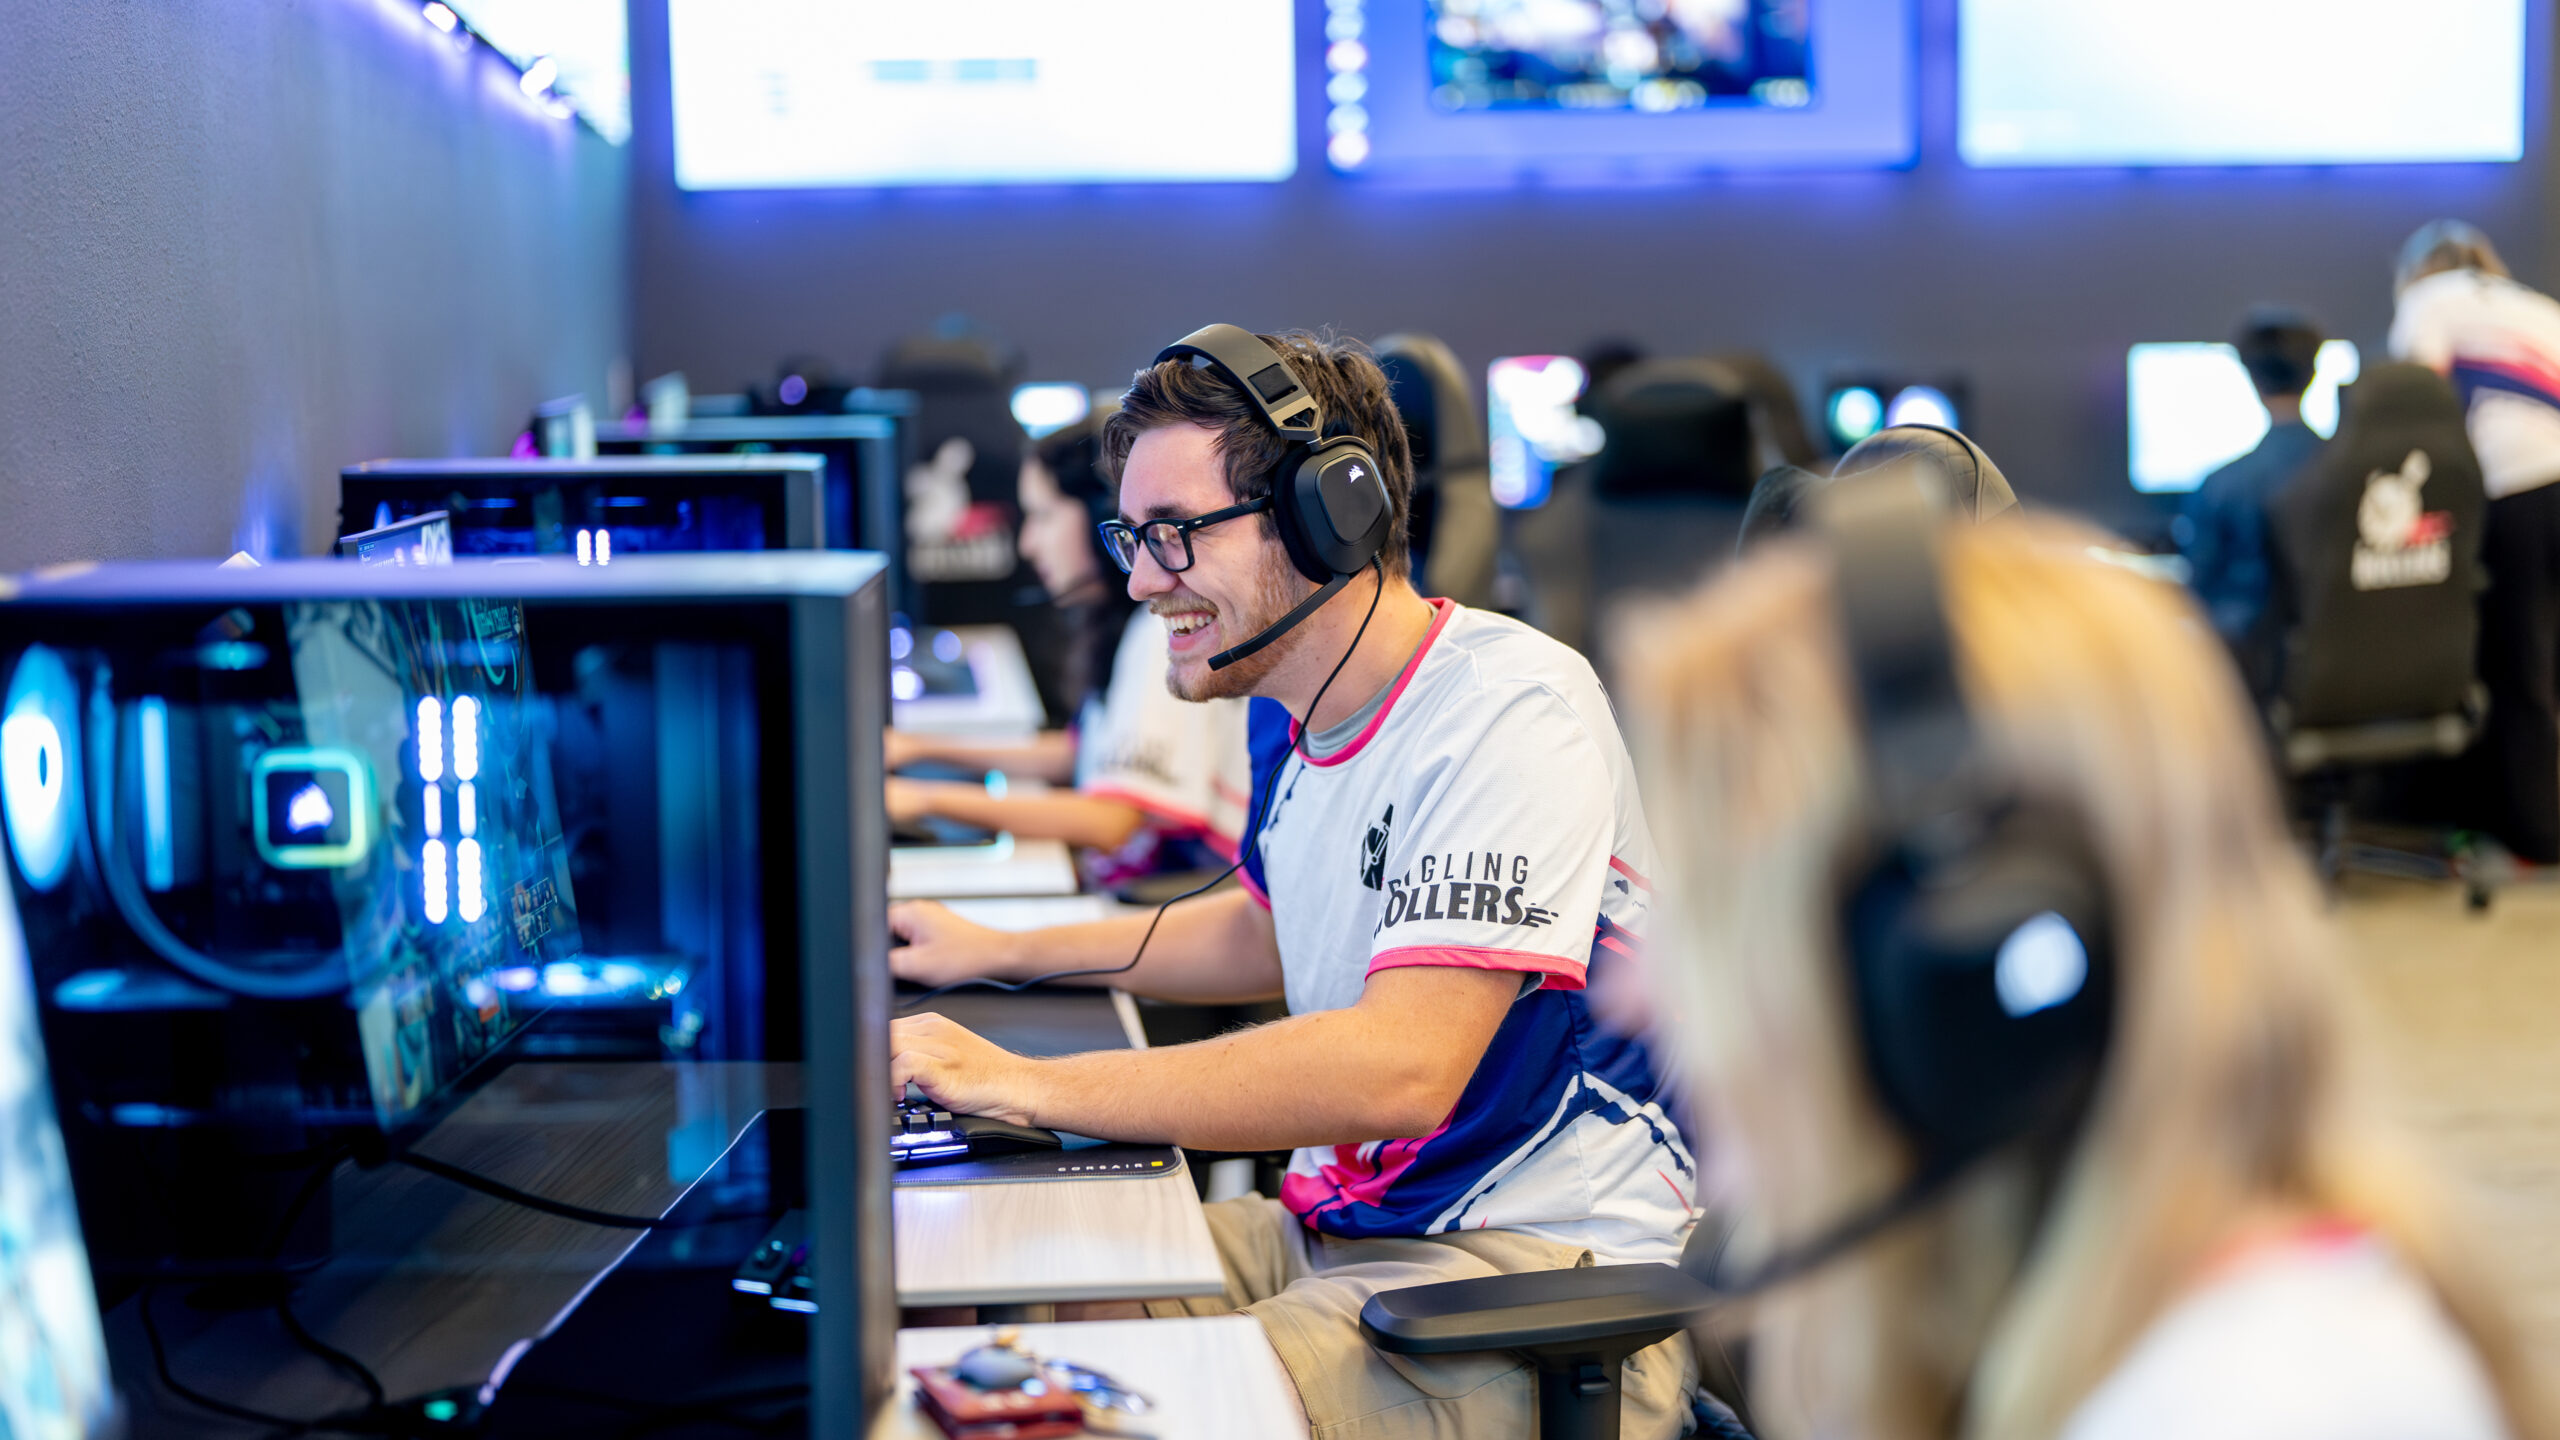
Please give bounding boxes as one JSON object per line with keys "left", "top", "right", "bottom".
{"left": 593, "top": 412, "right": 910, "bottom": 613}
{"left": 336, "top": 510, "right": 453, "bottom": 566}
{"left": 338, "top": 456, "right": 827, "bottom": 560}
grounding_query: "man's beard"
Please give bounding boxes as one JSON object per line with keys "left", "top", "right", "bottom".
{"left": 1158, "top": 551, "right": 1311, "bottom": 703}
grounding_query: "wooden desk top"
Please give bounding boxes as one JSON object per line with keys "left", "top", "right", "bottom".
{"left": 892, "top": 1167, "right": 1225, "bottom": 1307}
{"left": 874, "top": 1317, "right": 1300, "bottom": 1440}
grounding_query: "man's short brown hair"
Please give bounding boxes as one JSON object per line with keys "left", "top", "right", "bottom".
{"left": 1103, "top": 330, "right": 1414, "bottom": 581}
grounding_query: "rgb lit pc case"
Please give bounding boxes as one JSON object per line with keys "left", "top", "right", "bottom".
{"left": 0, "top": 555, "right": 894, "bottom": 1433}
{"left": 338, "top": 455, "right": 828, "bottom": 559}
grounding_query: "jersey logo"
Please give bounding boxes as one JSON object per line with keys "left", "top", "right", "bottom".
{"left": 1360, "top": 805, "right": 1393, "bottom": 889}
{"left": 1374, "top": 850, "right": 1559, "bottom": 932}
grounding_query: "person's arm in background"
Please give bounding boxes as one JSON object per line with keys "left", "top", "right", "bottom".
{"left": 885, "top": 727, "right": 1079, "bottom": 783}
{"left": 887, "top": 778, "right": 1147, "bottom": 852}
{"left": 890, "top": 886, "right": 1282, "bottom": 1005}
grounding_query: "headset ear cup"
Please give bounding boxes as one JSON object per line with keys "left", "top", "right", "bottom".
{"left": 1270, "top": 452, "right": 1335, "bottom": 585}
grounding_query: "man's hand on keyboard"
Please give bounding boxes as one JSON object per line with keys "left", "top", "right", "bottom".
{"left": 890, "top": 1011, "right": 1040, "bottom": 1126}
{"left": 888, "top": 900, "right": 1017, "bottom": 989}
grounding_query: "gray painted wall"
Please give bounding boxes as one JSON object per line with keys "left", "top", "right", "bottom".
{"left": 631, "top": 0, "right": 2557, "bottom": 534}
{"left": 0, "top": 0, "right": 630, "bottom": 571}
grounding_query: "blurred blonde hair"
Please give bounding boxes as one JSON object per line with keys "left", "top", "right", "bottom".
{"left": 1619, "top": 515, "right": 2550, "bottom": 1440}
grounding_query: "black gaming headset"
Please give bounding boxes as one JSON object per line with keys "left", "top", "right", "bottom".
{"left": 1695, "top": 463, "right": 2117, "bottom": 1295}
{"left": 1150, "top": 324, "right": 1395, "bottom": 670}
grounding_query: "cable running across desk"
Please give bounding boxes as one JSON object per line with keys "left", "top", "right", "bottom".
{"left": 899, "top": 558, "right": 1387, "bottom": 1007}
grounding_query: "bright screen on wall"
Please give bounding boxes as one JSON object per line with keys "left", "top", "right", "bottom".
{"left": 448, "top": 0, "right": 630, "bottom": 144}
{"left": 668, "top": 0, "right": 1297, "bottom": 189}
{"left": 1961, "top": 0, "right": 2524, "bottom": 167}
{"left": 2128, "top": 340, "right": 2361, "bottom": 494}
{"left": 1329, "top": 0, "right": 1910, "bottom": 176}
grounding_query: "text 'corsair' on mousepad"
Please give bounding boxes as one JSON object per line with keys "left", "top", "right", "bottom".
{"left": 890, "top": 1143, "right": 1184, "bottom": 1187}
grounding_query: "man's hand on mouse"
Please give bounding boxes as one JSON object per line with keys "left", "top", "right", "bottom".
{"left": 891, "top": 1012, "right": 1041, "bottom": 1127}
{"left": 888, "top": 900, "right": 1017, "bottom": 989}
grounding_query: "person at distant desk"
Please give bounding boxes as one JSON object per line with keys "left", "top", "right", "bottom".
{"left": 2181, "top": 307, "right": 2328, "bottom": 697}
{"left": 888, "top": 329, "right": 1698, "bottom": 1439}
{"left": 2390, "top": 220, "right": 2560, "bottom": 864}
{"left": 884, "top": 409, "right": 1250, "bottom": 884}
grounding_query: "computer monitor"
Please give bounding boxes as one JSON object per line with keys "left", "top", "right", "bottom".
{"left": 338, "top": 456, "right": 828, "bottom": 559}
{"left": 1487, "top": 355, "right": 1603, "bottom": 510}
{"left": 594, "top": 412, "right": 911, "bottom": 613}
{"left": 0, "top": 555, "right": 893, "bottom": 1432}
{"left": 336, "top": 509, "right": 454, "bottom": 566}
{"left": 0, "top": 874, "right": 118, "bottom": 1439}
{"left": 2128, "top": 340, "right": 2361, "bottom": 494}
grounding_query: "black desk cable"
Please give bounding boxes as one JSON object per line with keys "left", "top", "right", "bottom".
{"left": 899, "top": 558, "right": 1387, "bottom": 1009}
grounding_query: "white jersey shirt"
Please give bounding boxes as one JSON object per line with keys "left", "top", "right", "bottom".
{"left": 1075, "top": 609, "right": 1252, "bottom": 881}
{"left": 1239, "top": 600, "right": 1696, "bottom": 1264}
{"left": 2390, "top": 268, "right": 2560, "bottom": 499}
{"left": 2063, "top": 1228, "right": 2509, "bottom": 1440}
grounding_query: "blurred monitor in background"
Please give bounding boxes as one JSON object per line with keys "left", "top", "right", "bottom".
{"left": 668, "top": 0, "right": 1296, "bottom": 187}
{"left": 1623, "top": 511, "right": 2542, "bottom": 1440}
{"left": 1427, "top": 0, "right": 1812, "bottom": 112}
{"left": 1960, "top": 0, "right": 2525, "bottom": 167}
{"left": 1487, "top": 355, "right": 1603, "bottom": 511}
{"left": 2132, "top": 338, "right": 2359, "bottom": 495}
{"left": 1823, "top": 377, "right": 1968, "bottom": 455}
{"left": 1009, "top": 382, "right": 1090, "bottom": 440}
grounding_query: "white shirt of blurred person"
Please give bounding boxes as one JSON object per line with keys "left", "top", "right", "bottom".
{"left": 883, "top": 412, "right": 1249, "bottom": 884}
{"left": 1622, "top": 515, "right": 2546, "bottom": 1440}
{"left": 2389, "top": 219, "right": 2560, "bottom": 866}
{"left": 885, "top": 333, "right": 1696, "bottom": 1440}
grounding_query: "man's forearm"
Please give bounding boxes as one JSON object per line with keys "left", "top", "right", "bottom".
{"left": 915, "top": 785, "right": 1146, "bottom": 852}
{"left": 975, "top": 888, "right": 1283, "bottom": 1003}
{"left": 1019, "top": 1007, "right": 1451, "bottom": 1151}
{"left": 897, "top": 731, "right": 1079, "bottom": 782}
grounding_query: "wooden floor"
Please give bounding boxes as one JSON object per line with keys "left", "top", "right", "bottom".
{"left": 2337, "top": 874, "right": 2560, "bottom": 1361}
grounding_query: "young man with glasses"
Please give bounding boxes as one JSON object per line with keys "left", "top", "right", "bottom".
{"left": 888, "top": 331, "right": 1697, "bottom": 1439}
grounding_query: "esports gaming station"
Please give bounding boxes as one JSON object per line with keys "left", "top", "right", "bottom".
{"left": 6, "top": 3, "right": 2560, "bottom": 1439}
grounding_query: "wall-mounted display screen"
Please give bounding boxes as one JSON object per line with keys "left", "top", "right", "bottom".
{"left": 669, "top": 0, "right": 1296, "bottom": 189}
{"left": 2128, "top": 340, "right": 2361, "bottom": 494}
{"left": 1960, "top": 0, "right": 2524, "bottom": 167}
{"left": 448, "top": 0, "right": 630, "bottom": 144}
{"left": 1426, "top": 0, "right": 1812, "bottom": 112}
{"left": 1331, "top": 0, "right": 1909, "bottom": 176}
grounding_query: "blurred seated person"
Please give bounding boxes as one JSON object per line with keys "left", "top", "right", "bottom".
{"left": 1622, "top": 500, "right": 2547, "bottom": 1440}
{"left": 885, "top": 409, "right": 1250, "bottom": 885}
{"left": 2391, "top": 219, "right": 2560, "bottom": 864}
{"left": 1739, "top": 424, "right": 2018, "bottom": 553}
{"left": 2181, "top": 307, "right": 2329, "bottom": 697}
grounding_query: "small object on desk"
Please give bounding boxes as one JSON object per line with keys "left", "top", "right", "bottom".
{"left": 890, "top": 835, "right": 1079, "bottom": 900}
{"left": 889, "top": 1319, "right": 1292, "bottom": 1440}
{"left": 733, "top": 1208, "right": 806, "bottom": 1297}
{"left": 894, "top": 1094, "right": 1062, "bottom": 1167}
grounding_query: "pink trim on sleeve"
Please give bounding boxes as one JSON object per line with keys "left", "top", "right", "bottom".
{"left": 1367, "top": 944, "right": 1587, "bottom": 991}
{"left": 1237, "top": 865, "right": 1272, "bottom": 910}
{"left": 1607, "top": 856, "right": 1652, "bottom": 892}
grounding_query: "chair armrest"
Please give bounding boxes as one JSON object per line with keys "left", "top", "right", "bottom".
{"left": 1358, "top": 1262, "right": 1713, "bottom": 1357}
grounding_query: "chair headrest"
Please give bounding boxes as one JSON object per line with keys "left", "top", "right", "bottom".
{"left": 2336, "top": 361, "right": 2469, "bottom": 441}
{"left": 1587, "top": 359, "right": 1758, "bottom": 500}
{"left": 1377, "top": 333, "right": 1487, "bottom": 484}
{"left": 1832, "top": 426, "right": 2018, "bottom": 522}
{"left": 879, "top": 330, "right": 1025, "bottom": 392}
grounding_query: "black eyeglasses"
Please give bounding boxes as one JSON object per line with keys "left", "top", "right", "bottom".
{"left": 1098, "top": 496, "right": 1271, "bottom": 575}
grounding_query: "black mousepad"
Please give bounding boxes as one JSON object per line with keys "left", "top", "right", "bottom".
{"left": 889, "top": 1143, "right": 1184, "bottom": 1187}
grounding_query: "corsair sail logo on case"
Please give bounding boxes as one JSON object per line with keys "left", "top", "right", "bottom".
{"left": 2351, "top": 449, "right": 2454, "bottom": 592}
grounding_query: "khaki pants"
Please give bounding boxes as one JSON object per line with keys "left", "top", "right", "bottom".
{"left": 1146, "top": 1197, "right": 1696, "bottom": 1440}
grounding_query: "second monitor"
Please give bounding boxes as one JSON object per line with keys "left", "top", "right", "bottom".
{"left": 339, "top": 455, "right": 828, "bottom": 559}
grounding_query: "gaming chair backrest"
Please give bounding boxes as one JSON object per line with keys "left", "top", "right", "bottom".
{"left": 2269, "top": 362, "right": 2487, "bottom": 728}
